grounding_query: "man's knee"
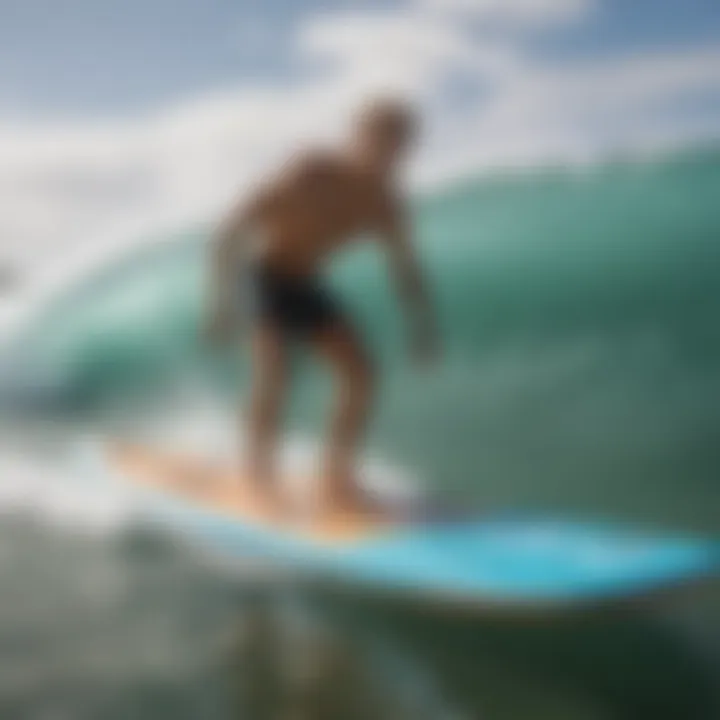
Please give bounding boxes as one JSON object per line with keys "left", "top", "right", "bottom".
{"left": 251, "top": 357, "right": 287, "bottom": 411}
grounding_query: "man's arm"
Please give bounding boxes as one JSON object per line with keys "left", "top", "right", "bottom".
{"left": 204, "top": 189, "right": 268, "bottom": 344}
{"left": 378, "top": 199, "right": 439, "bottom": 364}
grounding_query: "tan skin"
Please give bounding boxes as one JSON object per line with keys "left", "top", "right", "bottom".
{"left": 206, "top": 110, "right": 439, "bottom": 518}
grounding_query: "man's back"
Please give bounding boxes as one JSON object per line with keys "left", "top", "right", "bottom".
{"left": 247, "top": 150, "right": 397, "bottom": 275}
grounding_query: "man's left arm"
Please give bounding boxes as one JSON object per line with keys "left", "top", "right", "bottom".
{"left": 378, "top": 199, "right": 439, "bottom": 365}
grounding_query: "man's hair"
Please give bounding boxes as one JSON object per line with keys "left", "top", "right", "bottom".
{"left": 357, "top": 97, "right": 418, "bottom": 140}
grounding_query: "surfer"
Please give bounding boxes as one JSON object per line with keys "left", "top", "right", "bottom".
{"left": 204, "top": 98, "right": 439, "bottom": 517}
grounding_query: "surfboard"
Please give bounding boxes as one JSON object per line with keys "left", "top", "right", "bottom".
{"left": 107, "top": 442, "right": 719, "bottom": 611}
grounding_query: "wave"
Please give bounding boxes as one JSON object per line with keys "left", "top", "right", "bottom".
{"left": 0, "top": 444, "right": 135, "bottom": 534}
{"left": 3, "top": 144, "right": 719, "bottom": 408}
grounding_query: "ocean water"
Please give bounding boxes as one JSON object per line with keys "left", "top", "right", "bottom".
{"left": 1, "top": 145, "right": 719, "bottom": 719}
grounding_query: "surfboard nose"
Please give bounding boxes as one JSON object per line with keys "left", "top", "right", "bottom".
{"left": 341, "top": 519, "right": 720, "bottom": 603}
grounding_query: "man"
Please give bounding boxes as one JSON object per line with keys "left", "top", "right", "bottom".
{"left": 205, "top": 99, "right": 439, "bottom": 518}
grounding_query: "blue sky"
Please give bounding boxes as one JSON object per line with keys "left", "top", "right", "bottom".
{"left": 1, "top": 0, "right": 719, "bottom": 274}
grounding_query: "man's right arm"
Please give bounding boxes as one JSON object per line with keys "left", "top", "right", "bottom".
{"left": 204, "top": 192, "right": 264, "bottom": 345}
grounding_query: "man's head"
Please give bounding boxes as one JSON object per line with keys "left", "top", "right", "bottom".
{"left": 351, "top": 98, "right": 418, "bottom": 174}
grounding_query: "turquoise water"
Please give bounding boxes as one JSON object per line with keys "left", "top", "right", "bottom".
{"left": 1, "top": 145, "right": 719, "bottom": 719}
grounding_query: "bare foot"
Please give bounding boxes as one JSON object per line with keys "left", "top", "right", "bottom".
{"left": 243, "top": 479, "right": 298, "bottom": 522}
{"left": 316, "top": 480, "right": 389, "bottom": 522}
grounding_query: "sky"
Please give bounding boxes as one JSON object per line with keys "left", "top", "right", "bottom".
{"left": 0, "top": 0, "right": 719, "bottom": 277}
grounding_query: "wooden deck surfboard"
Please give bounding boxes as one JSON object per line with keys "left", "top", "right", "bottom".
{"left": 109, "top": 442, "right": 395, "bottom": 543}
{"left": 107, "top": 442, "right": 720, "bottom": 610}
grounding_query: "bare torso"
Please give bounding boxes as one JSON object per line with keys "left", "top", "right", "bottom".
{"left": 248, "top": 151, "right": 396, "bottom": 276}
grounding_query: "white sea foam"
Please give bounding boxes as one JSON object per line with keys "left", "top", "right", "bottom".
{"left": 0, "top": 416, "right": 424, "bottom": 539}
{"left": 0, "top": 444, "right": 137, "bottom": 534}
{"left": 0, "top": 215, "right": 195, "bottom": 348}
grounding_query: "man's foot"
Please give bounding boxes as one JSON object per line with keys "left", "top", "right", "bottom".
{"left": 316, "top": 478, "right": 389, "bottom": 521}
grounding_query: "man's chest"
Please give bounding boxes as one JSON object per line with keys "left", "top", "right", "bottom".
{"left": 301, "top": 175, "right": 383, "bottom": 235}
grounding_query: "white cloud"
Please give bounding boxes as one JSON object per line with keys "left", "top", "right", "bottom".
{"left": 298, "top": 10, "right": 522, "bottom": 99}
{"left": 417, "top": 0, "right": 594, "bottom": 26}
{"left": 416, "top": 45, "right": 720, "bottom": 179}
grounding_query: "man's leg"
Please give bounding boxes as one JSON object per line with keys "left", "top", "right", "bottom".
{"left": 311, "top": 323, "right": 376, "bottom": 514}
{"left": 245, "top": 324, "right": 288, "bottom": 506}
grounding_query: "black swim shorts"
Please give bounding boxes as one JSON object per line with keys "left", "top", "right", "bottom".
{"left": 246, "top": 262, "right": 345, "bottom": 338}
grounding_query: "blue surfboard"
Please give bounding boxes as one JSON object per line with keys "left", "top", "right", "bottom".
{"left": 109, "top": 443, "right": 719, "bottom": 611}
